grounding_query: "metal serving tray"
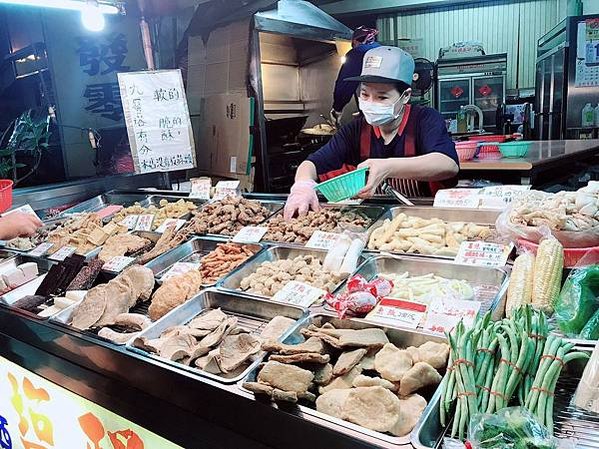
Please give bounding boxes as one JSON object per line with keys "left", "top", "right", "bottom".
{"left": 147, "top": 237, "right": 264, "bottom": 286}
{"left": 146, "top": 194, "right": 207, "bottom": 208}
{"left": 340, "top": 255, "right": 509, "bottom": 320}
{"left": 365, "top": 206, "right": 502, "bottom": 259}
{"left": 0, "top": 217, "right": 68, "bottom": 254}
{"left": 261, "top": 204, "right": 388, "bottom": 246}
{"left": 0, "top": 256, "right": 54, "bottom": 305}
{"left": 412, "top": 352, "right": 596, "bottom": 448}
{"left": 126, "top": 288, "right": 307, "bottom": 384}
{"left": 241, "top": 312, "right": 446, "bottom": 446}
{"left": 219, "top": 246, "right": 361, "bottom": 300}
{"left": 59, "top": 192, "right": 153, "bottom": 216}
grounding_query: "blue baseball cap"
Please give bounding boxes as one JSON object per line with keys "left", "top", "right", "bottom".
{"left": 345, "top": 46, "right": 415, "bottom": 86}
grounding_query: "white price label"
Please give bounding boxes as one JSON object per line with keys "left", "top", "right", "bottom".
{"left": 423, "top": 297, "right": 481, "bottom": 335}
{"left": 478, "top": 185, "right": 532, "bottom": 210}
{"left": 455, "top": 241, "right": 513, "bottom": 268}
{"left": 232, "top": 226, "right": 268, "bottom": 243}
{"left": 28, "top": 242, "right": 54, "bottom": 258}
{"left": 134, "top": 214, "right": 154, "bottom": 231}
{"left": 120, "top": 214, "right": 139, "bottom": 229}
{"left": 3, "top": 204, "right": 39, "bottom": 219}
{"left": 103, "top": 256, "right": 136, "bottom": 273}
{"left": 161, "top": 262, "right": 201, "bottom": 281}
{"left": 190, "top": 181, "right": 211, "bottom": 200}
{"left": 272, "top": 281, "right": 326, "bottom": 307}
{"left": 305, "top": 231, "right": 340, "bottom": 250}
{"left": 367, "top": 298, "right": 426, "bottom": 329}
{"left": 155, "top": 218, "right": 186, "bottom": 233}
{"left": 213, "top": 180, "right": 241, "bottom": 201}
{"left": 49, "top": 246, "right": 76, "bottom": 261}
{"left": 433, "top": 189, "right": 480, "bottom": 209}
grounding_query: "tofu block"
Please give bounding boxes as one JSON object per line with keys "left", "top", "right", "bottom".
{"left": 18, "top": 262, "right": 39, "bottom": 280}
{"left": 54, "top": 297, "right": 75, "bottom": 310}
{"left": 2, "top": 267, "right": 28, "bottom": 289}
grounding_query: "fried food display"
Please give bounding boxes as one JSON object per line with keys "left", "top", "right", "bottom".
{"left": 239, "top": 255, "right": 343, "bottom": 297}
{"left": 148, "top": 269, "right": 203, "bottom": 320}
{"left": 368, "top": 213, "right": 492, "bottom": 257}
{"left": 111, "top": 199, "right": 197, "bottom": 230}
{"left": 187, "top": 197, "right": 270, "bottom": 235}
{"left": 199, "top": 243, "right": 258, "bottom": 284}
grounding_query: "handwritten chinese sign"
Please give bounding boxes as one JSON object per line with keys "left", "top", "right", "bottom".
{"left": 455, "top": 241, "right": 513, "bottom": 268}
{"left": 118, "top": 70, "right": 196, "bottom": 174}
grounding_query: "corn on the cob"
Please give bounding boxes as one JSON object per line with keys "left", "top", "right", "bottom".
{"left": 506, "top": 252, "right": 535, "bottom": 317}
{"left": 532, "top": 238, "right": 564, "bottom": 314}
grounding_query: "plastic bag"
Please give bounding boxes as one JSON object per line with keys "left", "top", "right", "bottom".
{"left": 468, "top": 407, "right": 558, "bottom": 449}
{"left": 573, "top": 340, "right": 599, "bottom": 413}
{"left": 554, "top": 263, "right": 599, "bottom": 336}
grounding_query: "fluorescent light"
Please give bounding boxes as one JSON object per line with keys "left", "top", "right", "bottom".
{"left": 81, "top": 1, "right": 105, "bottom": 31}
{"left": 0, "top": 0, "right": 120, "bottom": 14}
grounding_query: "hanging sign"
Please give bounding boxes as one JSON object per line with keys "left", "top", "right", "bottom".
{"left": 118, "top": 70, "right": 196, "bottom": 174}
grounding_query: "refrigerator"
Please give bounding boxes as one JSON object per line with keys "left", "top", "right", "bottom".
{"left": 436, "top": 53, "right": 507, "bottom": 131}
{"left": 535, "top": 14, "right": 599, "bottom": 140}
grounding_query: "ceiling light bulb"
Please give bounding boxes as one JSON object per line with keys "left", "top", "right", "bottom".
{"left": 81, "top": 1, "right": 105, "bottom": 32}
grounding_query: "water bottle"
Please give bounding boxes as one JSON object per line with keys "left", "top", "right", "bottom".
{"left": 582, "top": 103, "right": 594, "bottom": 128}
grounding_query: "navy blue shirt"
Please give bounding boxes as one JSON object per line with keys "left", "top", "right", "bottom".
{"left": 307, "top": 106, "right": 458, "bottom": 178}
{"left": 333, "top": 42, "right": 381, "bottom": 112}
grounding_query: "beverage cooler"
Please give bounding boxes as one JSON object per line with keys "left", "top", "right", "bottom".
{"left": 535, "top": 14, "right": 599, "bottom": 140}
{"left": 436, "top": 53, "right": 507, "bottom": 131}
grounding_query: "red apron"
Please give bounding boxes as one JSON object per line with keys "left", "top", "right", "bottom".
{"left": 319, "top": 105, "right": 457, "bottom": 197}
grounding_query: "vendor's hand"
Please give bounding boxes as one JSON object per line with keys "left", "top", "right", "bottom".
{"left": 284, "top": 180, "right": 320, "bottom": 220}
{"left": 357, "top": 159, "right": 393, "bottom": 198}
{"left": 330, "top": 108, "right": 342, "bottom": 128}
{"left": 0, "top": 212, "right": 42, "bottom": 240}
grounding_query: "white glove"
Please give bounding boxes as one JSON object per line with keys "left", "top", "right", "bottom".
{"left": 284, "top": 180, "right": 320, "bottom": 220}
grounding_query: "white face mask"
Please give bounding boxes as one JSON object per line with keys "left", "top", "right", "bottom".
{"left": 359, "top": 95, "right": 406, "bottom": 126}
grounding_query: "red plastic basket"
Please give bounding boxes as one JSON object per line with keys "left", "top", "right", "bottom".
{"left": 517, "top": 238, "right": 599, "bottom": 268}
{"left": 454, "top": 141, "right": 478, "bottom": 162}
{"left": 0, "top": 180, "right": 13, "bottom": 213}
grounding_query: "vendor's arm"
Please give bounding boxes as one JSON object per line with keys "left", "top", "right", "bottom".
{"left": 294, "top": 160, "right": 318, "bottom": 182}
{"left": 0, "top": 212, "right": 42, "bottom": 240}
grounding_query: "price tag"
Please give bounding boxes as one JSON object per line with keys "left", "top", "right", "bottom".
{"left": 455, "top": 241, "right": 513, "bottom": 268}
{"left": 478, "top": 185, "right": 532, "bottom": 209}
{"left": 103, "top": 256, "right": 136, "bottom": 273}
{"left": 155, "top": 218, "right": 186, "bottom": 233}
{"left": 190, "top": 177, "right": 212, "bottom": 200}
{"left": 95, "top": 204, "right": 123, "bottom": 219}
{"left": 423, "top": 297, "right": 481, "bottom": 335}
{"left": 28, "top": 242, "right": 54, "bottom": 258}
{"left": 305, "top": 231, "right": 340, "bottom": 250}
{"left": 367, "top": 298, "right": 427, "bottom": 329}
{"left": 2, "top": 204, "right": 40, "bottom": 219}
{"left": 272, "top": 281, "right": 326, "bottom": 307}
{"left": 213, "top": 180, "right": 241, "bottom": 201}
{"left": 433, "top": 189, "right": 480, "bottom": 209}
{"left": 120, "top": 214, "right": 139, "bottom": 230}
{"left": 161, "top": 262, "right": 201, "bottom": 281}
{"left": 49, "top": 246, "right": 76, "bottom": 261}
{"left": 134, "top": 214, "right": 154, "bottom": 231}
{"left": 232, "top": 226, "right": 268, "bottom": 243}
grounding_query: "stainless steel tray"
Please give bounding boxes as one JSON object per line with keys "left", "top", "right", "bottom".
{"left": 60, "top": 192, "right": 153, "bottom": 216}
{"left": 147, "top": 236, "right": 264, "bottom": 286}
{"left": 0, "top": 256, "right": 55, "bottom": 305}
{"left": 339, "top": 255, "right": 509, "bottom": 321}
{"left": 365, "top": 206, "right": 502, "bottom": 259}
{"left": 241, "top": 312, "right": 446, "bottom": 446}
{"left": 219, "top": 246, "right": 361, "bottom": 300}
{"left": 261, "top": 204, "right": 387, "bottom": 246}
{"left": 412, "top": 351, "right": 595, "bottom": 448}
{"left": 146, "top": 194, "right": 207, "bottom": 208}
{"left": 126, "top": 288, "right": 307, "bottom": 384}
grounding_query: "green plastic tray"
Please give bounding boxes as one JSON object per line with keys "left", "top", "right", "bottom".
{"left": 314, "top": 167, "right": 368, "bottom": 202}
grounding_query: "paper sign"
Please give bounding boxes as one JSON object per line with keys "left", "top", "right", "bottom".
{"left": 213, "top": 180, "right": 241, "bottom": 201}
{"left": 118, "top": 70, "right": 196, "bottom": 174}
{"left": 120, "top": 214, "right": 139, "bottom": 229}
{"left": 189, "top": 177, "right": 211, "bottom": 200}
{"left": 103, "top": 256, "right": 136, "bottom": 272}
{"left": 28, "top": 242, "right": 54, "bottom": 257}
{"left": 367, "top": 298, "right": 427, "bottom": 329}
{"left": 272, "top": 281, "right": 326, "bottom": 307}
{"left": 434, "top": 189, "right": 480, "bottom": 209}
{"left": 424, "top": 297, "right": 481, "bottom": 334}
{"left": 161, "top": 262, "right": 201, "bottom": 281}
{"left": 478, "top": 185, "right": 532, "bottom": 209}
{"left": 155, "top": 218, "right": 186, "bottom": 233}
{"left": 305, "top": 231, "right": 340, "bottom": 250}
{"left": 49, "top": 246, "right": 76, "bottom": 261}
{"left": 455, "top": 241, "right": 513, "bottom": 268}
{"left": 134, "top": 214, "right": 154, "bottom": 231}
{"left": 232, "top": 226, "right": 268, "bottom": 243}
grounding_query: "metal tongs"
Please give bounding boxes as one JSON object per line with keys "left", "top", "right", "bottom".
{"left": 382, "top": 181, "right": 414, "bottom": 206}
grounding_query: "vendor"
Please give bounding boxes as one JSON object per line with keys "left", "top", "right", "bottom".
{"left": 330, "top": 26, "right": 380, "bottom": 126}
{"left": 0, "top": 212, "right": 42, "bottom": 240}
{"left": 285, "top": 46, "right": 459, "bottom": 219}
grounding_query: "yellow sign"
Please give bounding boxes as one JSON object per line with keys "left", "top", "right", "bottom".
{"left": 0, "top": 356, "right": 182, "bottom": 449}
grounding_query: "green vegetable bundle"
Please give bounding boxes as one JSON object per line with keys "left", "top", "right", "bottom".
{"left": 554, "top": 264, "right": 599, "bottom": 337}
{"left": 440, "top": 305, "right": 589, "bottom": 439}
